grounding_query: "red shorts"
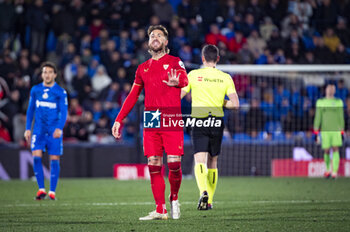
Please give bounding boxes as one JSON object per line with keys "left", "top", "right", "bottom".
{"left": 143, "top": 130, "right": 184, "bottom": 157}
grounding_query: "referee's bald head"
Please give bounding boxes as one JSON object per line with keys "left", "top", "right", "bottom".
{"left": 202, "top": 44, "right": 219, "bottom": 63}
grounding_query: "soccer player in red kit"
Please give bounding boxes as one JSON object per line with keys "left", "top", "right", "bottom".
{"left": 112, "top": 25, "right": 188, "bottom": 220}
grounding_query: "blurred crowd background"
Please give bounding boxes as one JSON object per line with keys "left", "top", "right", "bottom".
{"left": 0, "top": 0, "right": 350, "bottom": 146}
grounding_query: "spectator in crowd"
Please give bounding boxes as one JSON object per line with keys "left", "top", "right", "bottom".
{"left": 240, "top": 13, "right": 258, "bottom": 38}
{"left": 12, "top": 110, "right": 26, "bottom": 146}
{"left": 100, "top": 39, "right": 116, "bottom": 68}
{"left": 26, "top": 0, "right": 48, "bottom": 57}
{"left": 221, "top": 0, "right": 239, "bottom": 22}
{"left": 130, "top": 0, "right": 154, "bottom": 28}
{"left": 205, "top": 24, "right": 227, "bottom": 47}
{"left": 281, "top": 13, "right": 302, "bottom": 39}
{"left": 2, "top": 90, "right": 21, "bottom": 138}
{"left": 228, "top": 31, "right": 246, "bottom": 53}
{"left": 260, "top": 17, "right": 278, "bottom": 41}
{"left": 153, "top": 0, "right": 174, "bottom": 26}
{"left": 312, "top": 0, "right": 338, "bottom": 32}
{"left": 91, "top": 65, "right": 112, "bottom": 96}
{"left": 199, "top": 0, "right": 222, "bottom": 30}
{"left": 100, "top": 82, "right": 120, "bottom": 105}
{"left": 298, "top": 51, "right": 320, "bottom": 64}
{"left": 264, "top": 0, "right": 286, "bottom": 27}
{"left": 245, "top": 0, "right": 264, "bottom": 25}
{"left": 69, "top": 98, "right": 83, "bottom": 117}
{"left": 335, "top": 79, "right": 349, "bottom": 103}
{"left": 115, "top": 30, "right": 134, "bottom": 55}
{"left": 333, "top": 43, "right": 347, "bottom": 64}
{"left": 0, "top": 0, "right": 16, "bottom": 53}
{"left": 323, "top": 27, "right": 340, "bottom": 53}
{"left": 186, "top": 18, "right": 203, "bottom": 49}
{"left": 237, "top": 43, "right": 254, "bottom": 64}
{"left": 0, "top": 119, "right": 11, "bottom": 143}
{"left": 247, "top": 29, "right": 266, "bottom": 59}
{"left": 0, "top": 0, "right": 349, "bottom": 144}
{"left": 89, "top": 18, "right": 105, "bottom": 41}
{"left": 335, "top": 17, "right": 350, "bottom": 49}
{"left": 245, "top": 98, "right": 265, "bottom": 137}
{"left": 287, "top": 0, "right": 313, "bottom": 33}
{"left": 313, "top": 37, "right": 333, "bottom": 64}
{"left": 267, "top": 28, "right": 285, "bottom": 54}
{"left": 90, "top": 115, "right": 114, "bottom": 144}
{"left": 64, "top": 55, "right": 81, "bottom": 92}
{"left": 177, "top": 0, "right": 196, "bottom": 25}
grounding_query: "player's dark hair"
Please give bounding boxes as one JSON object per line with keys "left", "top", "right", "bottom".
{"left": 147, "top": 25, "right": 170, "bottom": 54}
{"left": 147, "top": 25, "right": 169, "bottom": 39}
{"left": 40, "top": 61, "right": 58, "bottom": 74}
{"left": 202, "top": 44, "right": 219, "bottom": 63}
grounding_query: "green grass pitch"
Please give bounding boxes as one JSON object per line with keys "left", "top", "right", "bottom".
{"left": 1, "top": 177, "right": 350, "bottom": 232}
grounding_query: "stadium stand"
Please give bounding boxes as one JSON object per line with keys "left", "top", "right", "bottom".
{"left": 0, "top": 0, "right": 350, "bottom": 146}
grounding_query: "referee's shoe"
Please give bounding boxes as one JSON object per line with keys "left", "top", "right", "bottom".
{"left": 197, "top": 191, "right": 209, "bottom": 210}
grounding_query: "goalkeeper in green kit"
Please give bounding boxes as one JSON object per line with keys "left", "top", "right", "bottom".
{"left": 314, "top": 83, "right": 345, "bottom": 179}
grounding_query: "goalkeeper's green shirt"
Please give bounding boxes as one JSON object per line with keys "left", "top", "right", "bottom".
{"left": 313, "top": 97, "right": 344, "bottom": 132}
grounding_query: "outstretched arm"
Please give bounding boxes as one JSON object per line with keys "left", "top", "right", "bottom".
{"left": 112, "top": 83, "right": 143, "bottom": 139}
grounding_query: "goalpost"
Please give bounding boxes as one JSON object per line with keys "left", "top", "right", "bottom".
{"left": 213, "top": 64, "right": 350, "bottom": 177}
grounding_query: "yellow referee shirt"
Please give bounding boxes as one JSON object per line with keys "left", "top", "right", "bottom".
{"left": 182, "top": 67, "right": 236, "bottom": 118}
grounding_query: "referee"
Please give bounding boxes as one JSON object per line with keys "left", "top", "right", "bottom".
{"left": 181, "top": 44, "right": 239, "bottom": 210}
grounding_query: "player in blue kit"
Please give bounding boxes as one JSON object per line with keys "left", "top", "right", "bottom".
{"left": 24, "top": 62, "right": 68, "bottom": 200}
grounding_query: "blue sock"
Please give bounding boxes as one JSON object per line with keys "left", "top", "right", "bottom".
{"left": 50, "top": 160, "right": 60, "bottom": 192}
{"left": 33, "top": 157, "right": 45, "bottom": 189}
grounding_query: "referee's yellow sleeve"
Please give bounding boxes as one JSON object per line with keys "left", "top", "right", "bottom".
{"left": 182, "top": 71, "right": 192, "bottom": 93}
{"left": 226, "top": 75, "right": 236, "bottom": 95}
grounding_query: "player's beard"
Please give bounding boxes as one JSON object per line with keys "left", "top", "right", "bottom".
{"left": 149, "top": 41, "right": 166, "bottom": 54}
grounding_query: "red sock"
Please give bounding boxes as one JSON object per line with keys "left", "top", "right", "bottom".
{"left": 168, "top": 162, "right": 182, "bottom": 201}
{"left": 149, "top": 165, "right": 166, "bottom": 214}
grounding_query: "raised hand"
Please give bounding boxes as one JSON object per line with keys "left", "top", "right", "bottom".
{"left": 163, "top": 69, "right": 180, "bottom": 87}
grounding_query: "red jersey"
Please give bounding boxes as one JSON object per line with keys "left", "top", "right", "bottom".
{"left": 134, "top": 54, "right": 188, "bottom": 109}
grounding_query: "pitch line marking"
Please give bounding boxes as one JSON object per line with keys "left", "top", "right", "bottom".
{"left": 3, "top": 199, "right": 350, "bottom": 208}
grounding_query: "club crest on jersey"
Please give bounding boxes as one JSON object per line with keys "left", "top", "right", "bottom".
{"left": 144, "top": 68, "right": 149, "bottom": 72}
{"left": 42, "top": 92, "right": 49, "bottom": 99}
{"left": 163, "top": 64, "right": 169, "bottom": 70}
{"left": 178, "top": 61, "right": 185, "bottom": 69}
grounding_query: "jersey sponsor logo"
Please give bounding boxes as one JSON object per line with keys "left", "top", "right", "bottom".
{"left": 144, "top": 109, "right": 161, "bottom": 128}
{"left": 204, "top": 78, "right": 224, "bottom": 83}
{"left": 36, "top": 100, "right": 57, "bottom": 109}
{"left": 163, "top": 64, "right": 169, "bottom": 70}
{"left": 44, "top": 89, "right": 49, "bottom": 92}
{"left": 198, "top": 76, "right": 203, "bottom": 81}
{"left": 42, "top": 92, "right": 48, "bottom": 99}
{"left": 178, "top": 61, "right": 185, "bottom": 69}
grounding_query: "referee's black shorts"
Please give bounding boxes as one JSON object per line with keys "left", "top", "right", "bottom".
{"left": 190, "top": 116, "right": 224, "bottom": 156}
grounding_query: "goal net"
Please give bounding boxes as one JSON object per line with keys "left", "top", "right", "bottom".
{"left": 212, "top": 64, "right": 350, "bottom": 177}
